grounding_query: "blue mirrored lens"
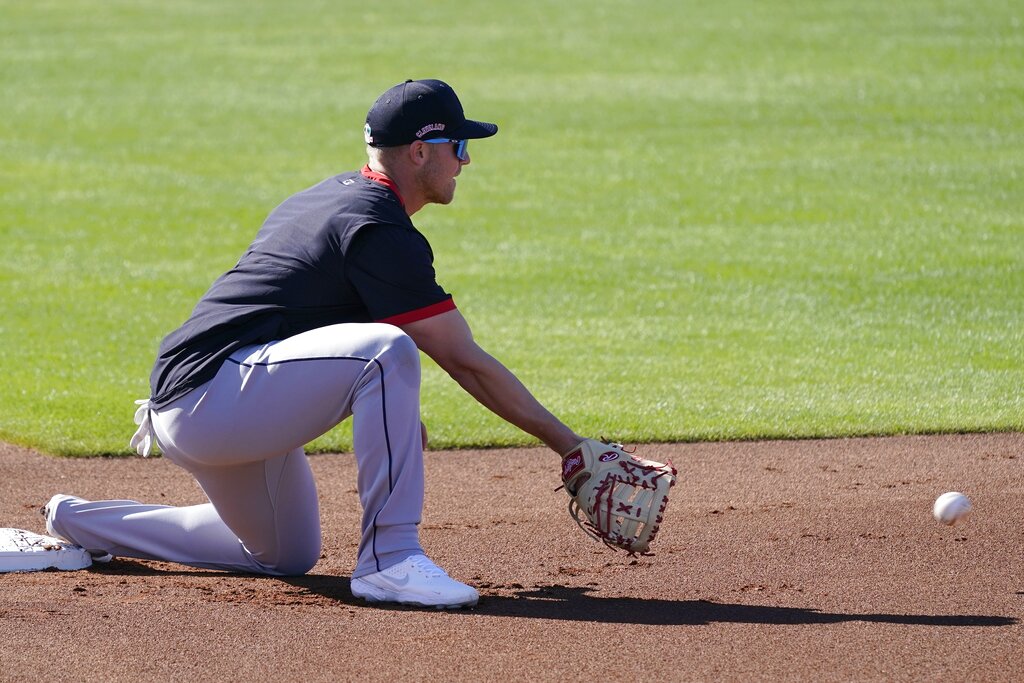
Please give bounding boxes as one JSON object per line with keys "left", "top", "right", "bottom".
{"left": 423, "top": 138, "right": 468, "bottom": 161}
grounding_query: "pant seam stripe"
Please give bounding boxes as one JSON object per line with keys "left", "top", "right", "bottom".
{"left": 227, "top": 355, "right": 372, "bottom": 368}
{"left": 370, "top": 358, "right": 394, "bottom": 573}
{"left": 226, "top": 351, "right": 399, "bottom": 574}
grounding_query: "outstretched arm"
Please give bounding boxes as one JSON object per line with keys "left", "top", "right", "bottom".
{"left": 399, "top": 309, "right": 581, "bottom": 454}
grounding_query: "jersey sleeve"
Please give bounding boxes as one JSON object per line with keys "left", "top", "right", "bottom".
{"left": 345, "top": 223, "right": 455, "bottom": 324}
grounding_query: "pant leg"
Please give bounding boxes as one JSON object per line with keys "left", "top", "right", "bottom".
{"left": 51, "top": 323, "right": 426, "bottom": 576}
{"left": 45, "top": 448, "right": 318, "bottom": 575}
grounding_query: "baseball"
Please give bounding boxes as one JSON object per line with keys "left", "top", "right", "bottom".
{"left": 933, "top": 491, "right": 971, "bottom": 525}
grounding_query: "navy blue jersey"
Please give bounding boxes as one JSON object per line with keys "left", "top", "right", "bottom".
{"left": 148, "top": 167, "right": 453, "bottom": 409}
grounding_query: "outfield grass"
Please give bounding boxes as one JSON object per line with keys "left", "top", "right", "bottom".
{"left": 1, "top": 1, "right": 1021, "bottom": 455}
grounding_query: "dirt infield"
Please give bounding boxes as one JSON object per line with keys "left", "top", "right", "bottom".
{"left": 1, "top": 433, "right": 1021, "bottom": 682}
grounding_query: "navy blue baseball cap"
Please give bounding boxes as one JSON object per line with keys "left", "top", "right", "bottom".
{"left": 364, "top": 79, "right": 498, "bottom": 147}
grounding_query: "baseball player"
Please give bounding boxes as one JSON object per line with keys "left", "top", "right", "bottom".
{"left": 42, "top": 79, "right": 584, "bottom": 609}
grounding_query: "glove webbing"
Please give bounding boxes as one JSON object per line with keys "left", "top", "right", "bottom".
{"left": 566, "top": 460, "right": 674, "bottom": 555}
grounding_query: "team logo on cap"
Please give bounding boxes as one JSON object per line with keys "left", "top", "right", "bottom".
{"left": 364, "top": 123, "right": 373, "bottom": 143}
{"left": 415, "top": 123, "right": 445, "bottom": 139}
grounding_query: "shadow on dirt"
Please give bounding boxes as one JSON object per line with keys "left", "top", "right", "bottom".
{"left": 476, "top": 585, "right": 1017, "bottom": 627}
{"left": 279, "top": 576, "right": 1016, "bottom": 627}
{"left": 91, "top": 563, "right": 1016, "bottom": 627}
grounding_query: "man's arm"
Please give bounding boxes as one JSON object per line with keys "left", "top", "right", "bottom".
{"left": 398, "top": 309, "right": 581, "bottom": 455}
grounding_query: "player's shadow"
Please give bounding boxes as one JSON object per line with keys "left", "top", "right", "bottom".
{"left": 92, "top": 563, "right": 1015, "bottom": 627}
{"left": 282, "top": 578, "right": 1016, "bottom": 627}
{"left": 478, "top": 585, "right": 1015, "bottom": 626}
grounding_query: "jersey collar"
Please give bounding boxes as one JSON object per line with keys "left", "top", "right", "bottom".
{"left": 361, "top": 165, "right": 406, "bottom": 208}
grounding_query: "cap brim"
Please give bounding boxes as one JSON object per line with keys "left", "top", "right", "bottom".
{"left": 450, "top": 119, "right": 498, "bottom": 140}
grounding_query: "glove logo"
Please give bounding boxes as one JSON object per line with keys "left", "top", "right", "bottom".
{"left": 562, "top": 450, "right": 585, "bottom": 481}
{"left": 599, "top": 451, "right": 620, "bottom": 462}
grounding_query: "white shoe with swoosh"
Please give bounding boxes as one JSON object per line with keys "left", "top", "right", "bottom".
{"left": 351, "top": 554, "right": 478, "bottom": 609}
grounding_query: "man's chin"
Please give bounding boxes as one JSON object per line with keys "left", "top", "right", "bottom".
{"left": 434, "top": 184, "right": 457, "bottom": 205}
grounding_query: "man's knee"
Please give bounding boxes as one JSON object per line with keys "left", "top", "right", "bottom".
{"left": 372, "top": 325, "right": 420, "bottom": 373}
{"left": 264, "top": 540, "right": 322, "bottom": 576}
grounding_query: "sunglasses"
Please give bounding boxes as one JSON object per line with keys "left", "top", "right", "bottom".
{"left": 422, "top": 138, "right": 469, "bottom": 161}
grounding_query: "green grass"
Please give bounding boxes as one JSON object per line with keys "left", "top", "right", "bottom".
{"left": 1, "top": 0, "right": 1021, "bottom": 455}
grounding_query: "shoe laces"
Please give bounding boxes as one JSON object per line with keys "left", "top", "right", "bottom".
{"left": 405, "top": 554, "right": 446, "bottom": 579}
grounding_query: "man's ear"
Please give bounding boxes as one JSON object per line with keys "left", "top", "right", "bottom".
{"left": 408, "top": 140, "right": 429, "bottom": 167}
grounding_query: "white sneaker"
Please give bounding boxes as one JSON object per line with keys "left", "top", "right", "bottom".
{"left": 351, "top": 554, "right": 478, "bottom": 609}
{"left": 41, "top": 494, "right": 114, "bottom": 563}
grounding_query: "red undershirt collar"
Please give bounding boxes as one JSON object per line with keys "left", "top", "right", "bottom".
{"left": 360, "top": 165, "right": 405, "bottom": 208}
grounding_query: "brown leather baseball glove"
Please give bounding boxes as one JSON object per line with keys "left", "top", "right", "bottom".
{"left": 559, "top": 438, "right": 677, "bottom": 554}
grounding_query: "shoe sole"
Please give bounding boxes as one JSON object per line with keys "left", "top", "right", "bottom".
{"left": 41, "top": 495, "right": 115, "bottom": 564}
{"left": 41, "top": 493, "right": 80, "bottom": 539}
{"left": 350, "top": 578, "right": 478, "bottom": 609}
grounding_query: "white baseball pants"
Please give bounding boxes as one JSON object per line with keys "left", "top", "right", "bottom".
{"left": 48, "top": 323, "right": 426, "bottom": 577}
